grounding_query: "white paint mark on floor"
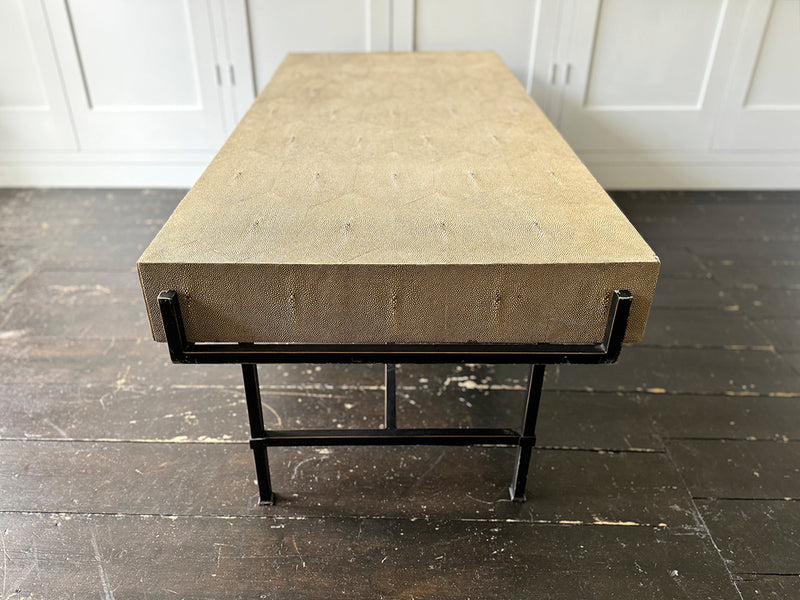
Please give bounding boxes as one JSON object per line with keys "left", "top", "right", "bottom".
{"left": 90, "top": 531, "right": 115, "bottom": 600}
{"left": 291, "top": 455, "right": 329, "bottom": 480}
{"left": 43, "top": 418, "right": 68, "bottom": 439}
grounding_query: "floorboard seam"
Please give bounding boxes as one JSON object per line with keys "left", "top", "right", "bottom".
{"left": 1, "top": 382, "right": 797, "bottom": 398}
{"left": 734, "top": 572, "right": 800, "bottom": 577}
{"left": 0, "top": 438, "right": 664, "bottom": 453}
{"left": 37, "top": 268, "right": 141, "bottom": 274}
{"left": 693, "top": 497, "right": 799, "bottom": 502}
{"left": 0, "top": 268, "right": 35, "bottom": 305}
{"left": 665, "top": 437, "right": 799, "bottom": 443}
{"left": 636, "top": 344, "right": 776, "bottom": 351}
{"left": 0, "top": 437, "right": 247, "bottom": 445}
{"left": 662, "top": 441, "right": 746, "bottom": 600}
{"left": 0, "top": 508, "right": 670, "bottom": 528}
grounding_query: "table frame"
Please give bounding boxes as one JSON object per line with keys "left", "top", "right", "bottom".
{"left": 157, "top": 289, "right": 633, "bottom": 505}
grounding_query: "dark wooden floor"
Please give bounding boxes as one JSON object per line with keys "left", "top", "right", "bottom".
{"left": 0, "top": 188, "right": 798, "bottom": 599}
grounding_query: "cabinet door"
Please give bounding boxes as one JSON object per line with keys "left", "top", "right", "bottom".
{"left": 43, "top": 0, "right": 227, "bottom": 152}
{"left": 555, "top": 0, "right": 746, "bottom": 152}
{"left": 414, "top": 0, "right": 538, "bottom": 88}
{"left": 714, "top": 0, "right": 800, "bottom": 150}
{"left": 245, "top": 0, "right": 561, "bottom": 112}
{"left": 0, "top": 0, "right": 76, "bottom": 151}
{"left": 247, "top": 0, "right": 393, "bottom": 93}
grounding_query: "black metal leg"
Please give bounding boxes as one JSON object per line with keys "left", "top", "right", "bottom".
{"left": 385, "top": 363, "right": 397, "bottom": 430}
{"left": 242, "top": 363, "right": 275, "bottom": 505}
{"left": 509, "top": 364, "right": 545, "bottom": 501}
{"left": 156, "top": 291, "right": 633, "bottom": 505}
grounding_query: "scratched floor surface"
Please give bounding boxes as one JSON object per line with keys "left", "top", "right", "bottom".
{"left": 0, "top": 188, "right": 798, "bottom": 599}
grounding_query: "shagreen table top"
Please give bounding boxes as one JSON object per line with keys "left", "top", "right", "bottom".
{"left": 138, "top": 51, "right": 659, "bottom": 345}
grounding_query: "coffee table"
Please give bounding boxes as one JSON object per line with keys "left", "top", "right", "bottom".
{"left": 138, "top": 51, "right": 659, "bottom": 505}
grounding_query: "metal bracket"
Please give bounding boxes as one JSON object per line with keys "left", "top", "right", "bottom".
{"left": 157, "top": 290, "right": 632, "bottom": 365}
{"left": 157, "top": 289, "right": 633, "bottom": 505}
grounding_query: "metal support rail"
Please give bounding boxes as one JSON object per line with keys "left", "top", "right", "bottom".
{"left": 158, "top": 289, "right": 633, "bottom": 505}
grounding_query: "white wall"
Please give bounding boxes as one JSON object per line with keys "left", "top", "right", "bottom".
{"left": 0, "top": 0, "right": 798, "bottom": 189}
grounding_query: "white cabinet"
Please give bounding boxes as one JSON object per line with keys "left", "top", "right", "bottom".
{"left": 555, "top": 0, "right": 747, "bottom": 152}
{"left": 1, "top": 0, "right": 799, "bottom": 188}
{"left": 247, "top": 0, "right": 396, "bottom": 93}
{"left": 536, "top": 0, "right": 800, "bottom": 187}
{"left": 0, "top": 0, "right": 75, "bottom": 151}
{"left": 0, "top": 0, "right": 253, "bottom": 186}
{"left": 42, "top": 0, "right": 228, "bottom": 152}
{"left": 714, "top": 0, "right": 800, "bottom": 151}
{"left": 414, "top": 0, "right": 537, "bottom": 86}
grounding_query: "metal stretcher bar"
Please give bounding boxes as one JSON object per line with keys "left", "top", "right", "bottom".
{"left": 157, "top": 289, "right": 632, "bottom": 505}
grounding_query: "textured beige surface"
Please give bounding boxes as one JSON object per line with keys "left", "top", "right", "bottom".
{"left": 138, "top": 51, "right": 659, "bottom": 344}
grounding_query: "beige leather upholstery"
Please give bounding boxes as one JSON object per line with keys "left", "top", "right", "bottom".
{"left": 138, "top": 51, "right": 659, "bottom": 344}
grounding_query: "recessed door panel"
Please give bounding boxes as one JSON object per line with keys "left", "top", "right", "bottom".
{"left": 415, "top": 0, "right": 536, "bottom": 86}
{"left": 44, "top": 0, "right": 227, "bottom": 151}
{"left": 585, "top": 0, "right": 724, "bottom": 108}
{"left": 248, "top": 0, "right": 377, "bottom": 93}
{"left": 0, "top": 0, "right": 76, "bottom": 151}
{"left": 744, "top": 0, "right": 800, "bottom": 108}
{"left": 65, "top": 1, "right": 200, "bottom": 109}
{"left": 558, "top": 0, "right": 744, "bottom": 153}
{"left": 714, "top": 0, "right": 800, "bottom": 150}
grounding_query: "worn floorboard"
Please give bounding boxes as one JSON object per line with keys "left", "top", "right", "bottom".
{"left": 666, "top": 439, "right": 800, "bottom": 499}
{"left": 0, "top": 512, "right": 739, "bottom": 600}
{"left": 697, "top": 500, "right": 800, "bottom": 575}
{"left": 649, "top": 277, "right": 732, "bottom": 310}
{"left": 736, "top": 576, "right": 800, "bottom": 600}
{"left": 727, "top": 288, "right": 800, "bottom": 319}
{"left": 1, "top": 188, "right": 799, "bottom": 597}
{"left": 641, "top": 307, "right": 772, "bottom": 348}
{"left": 0, "top": 441, "right": 697, "bottom": 526}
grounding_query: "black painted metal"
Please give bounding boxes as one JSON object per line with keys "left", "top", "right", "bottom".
{"left": 158, "top": 290, "right": 187, "bottom": 364}
{"left": 155, "top": 290, "right": 633, "bottom": 366}
{"left": 250, "top": 428, "right": 521, "bottom": 447}
{"left": 509, "top": 364, "right": 546, "bottom": 502}
{"left": 241, "top": 363, "right": 274, "bottom": 505}
{"left": 157, "top": 289, "right": 632, "bottom": 505}
{"left": 385, "top": 363, "right": 397, "bottom": 430}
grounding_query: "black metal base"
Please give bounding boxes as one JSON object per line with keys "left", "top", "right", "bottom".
{"left": 157, "top": 289, "right": 633, "bottom": 506}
